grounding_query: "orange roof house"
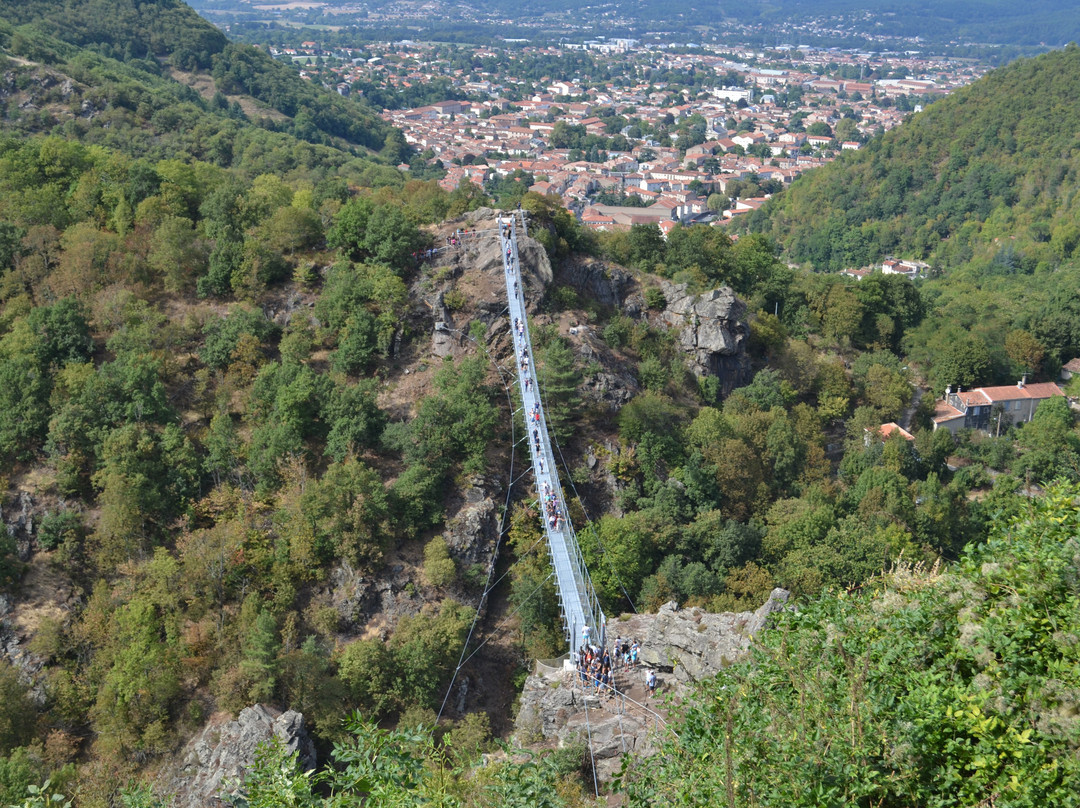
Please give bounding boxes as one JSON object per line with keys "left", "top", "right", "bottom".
{"left": 932, "top": 379, "right": 1064, "bottom": 434}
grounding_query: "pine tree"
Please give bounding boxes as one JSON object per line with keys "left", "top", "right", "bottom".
{"left": 537, "top": 337, "right": 581, "bottom": 444}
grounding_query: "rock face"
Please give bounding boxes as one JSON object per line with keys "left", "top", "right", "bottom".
{"left": 158, "top": 705, "right": 315, "bottom": 808}
{"left": 557, "top": 258, "right": 632, "bottom": 307}
{"left": 658, "top": 283, "right": 752, "bottom": 395}
{"left": 552, "top": 254, "right": 750, "bottom": 398}
{"left": 2, "top": 490, "right": 37, "bottom": 561}
{"left": 322, "top": 477, "right": 501, "bottom": 631}
{"left": 639, "top": 588, "right": 791, "bottom": 683}
{"left": 441, "top": 482, "right": 499, "bottom": 570}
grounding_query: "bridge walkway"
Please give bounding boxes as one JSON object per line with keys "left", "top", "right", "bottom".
{"left": 499, "top": 212, "right": 606, "bottom": 655}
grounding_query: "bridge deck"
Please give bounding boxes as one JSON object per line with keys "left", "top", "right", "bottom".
{"left": 500, "top": 214, "right": 605, "bottom": 655}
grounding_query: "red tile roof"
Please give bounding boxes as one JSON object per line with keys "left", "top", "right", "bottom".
{"left": 879, "top": 422, "right": 915, "bottom": 441}
{"left": 977, "top": 383, "right": 1063, "bottom": 402}
{"left": 932, "top": 400, "right": 964, "bottom": 424}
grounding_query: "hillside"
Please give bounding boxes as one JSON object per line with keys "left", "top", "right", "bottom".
{"left": 0, "top": 0, "right": 401, "bottom": 171}
{"left": 623, "top": 482, "right": 1080, "bottom": 806}
{"left": 1, "top": 3, "right": 1080, "bottom": 807}
{"left": 749, "top": 44, "right": 1080, "bottom": 276}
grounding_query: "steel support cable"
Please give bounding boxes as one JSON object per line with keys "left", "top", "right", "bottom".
{"left": 436, "top": 325, "right": 522, "bottom": 725}
{"left": 480, "top": 531, "right": 549, "bottom": 598}
{"left": 455, "top": 571, "right": 555, "bottom": 669}
{"left": 581, "top": 685, "right": 601, "bottom": 798}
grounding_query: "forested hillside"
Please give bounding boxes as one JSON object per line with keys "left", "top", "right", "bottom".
{"left": 622, "top": 483, "right": 1080, "bottom": 807}
{"left": 750, "top": 44, "right": 1080, "bottom": 275}
{"left": 747, "top": 46, "right": 1080, "bottom": 274}
{"left": 193, "top": 484, "right": 1080, "bottom": 807}
{"left": 0, "top": 0, "right": 403, "bottom": 166}
{"left": 1, "top": 4, "right": 1080, "bottom": 806}
{"left": 744, "top": 44, "right": 1080, "bottom": 395}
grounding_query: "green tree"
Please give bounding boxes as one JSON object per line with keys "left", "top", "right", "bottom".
{"left": 1004, "top": 328, "right": 1045, "bottom": 375}
{"left": 301, "top": 458, "right": 391, "bottom": 569}
{"left": 89, "top": 599, "right": 181, "bottom": 757}
{"left": 0, "top": 662, "right": 35, "bottom": 754}
{"left": 932, "top": 332, "right": 993, "bottom": 391}
{"left": 628, "top": 223, "right": 665, "bottom": 270}
{"left": 536, "top": 337, "right": 581, "bottom": 443}
{"left": 147, "top": 215, "right": 206, "bottom": 293}
{"left": 238, "top": 609, "right": 279, "bottom": 704}
{"left": 323, "top": 379, "right": 386, "bottom": 462}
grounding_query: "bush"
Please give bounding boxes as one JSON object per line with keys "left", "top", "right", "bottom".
{"left": 644, "top": 287, "right": 667, "bottom": 310}
{"left": 625, "top": 483, "right": 1080, "bottom": 806}
{"left": 37, "top": 511, "right": 84, "bottom": 552}
{"left": 200, "top": 308, "right": 278, "bottom": 370}
{"left": 443, "top": 288, "right": 468, "bottom": 311}
{"left": 602, "top": 314, "right": 633, "bottom": 349}
{"left": 422, "top": 537, "right": 456, "bottom": 587}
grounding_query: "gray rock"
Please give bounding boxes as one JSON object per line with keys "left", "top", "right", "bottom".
{"left": 745, "top": 588, "right": 791, "bottom": 637}
{"left": 158, "top": 705, "right": 315, "bottom": 808}
{"left": 328, "top": 561, "right": 377, "bottom": 626}
{"left": 1, "top": 491, "right": 37, "bottom": 560}
{"left": 513, "top": 589, "right": 791, "bottom": 782}
{"left": 658, "top": 283, "right": 751, "bottom": 395}
{"left": 557, "top": 259, "right": 632, "bottom": 307}
{"left": 639, "top": 600, "right": 757, "bottom": 683}
{"left": 442, "top": 492, "right": 498, "bottom": 569}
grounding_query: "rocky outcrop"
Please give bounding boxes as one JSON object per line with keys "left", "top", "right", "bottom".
{"left": 157, "top": 705, "right": 315, "bottom": 808}
{"left": 441, "top": 482, "right": 499, "bottom": 570}
{"left": 420, "top": 214, "right": 552, "bottom": 359}
{"left": 552, "top": 254, "right": 750, "bottom": 398}
{"left": 512, "top": 589, "right": 790, "bottom": 780}
{"left": 556, "top": 258, "right": 633, "bottom": 307}
{"left": 2, "top": 491, "right": 37, "bottom": 561}
{"left": 639, "top": 588, "right": 790, "bottom": 683}
{"left": 658, "top": 282, "right": 751, "bottom": 395}
{"left": 322, "top": 476, "right": 502, "bottom": 630}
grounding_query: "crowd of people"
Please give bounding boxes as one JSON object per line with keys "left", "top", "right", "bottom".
{"left": 575, "top": 630, "right": 648, "bottom": 700}
{"left": 542, "top": 482, "right": 564, "bottom": 532}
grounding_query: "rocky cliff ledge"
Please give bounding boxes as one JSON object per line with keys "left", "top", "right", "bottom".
{"left": 555, "top": 258, "right": 750, "bottom": 398}
{"left": 156, "top": 704, "right": 316, "bottom": 808}
{"left": 512, "top": 589, "right": 789, "bottom": 780}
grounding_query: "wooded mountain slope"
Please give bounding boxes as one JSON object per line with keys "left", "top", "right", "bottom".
{"left": 0, "top": 0, "right": 401, "bottom": 165}
{"left": 750, "top": 44, "right": 1080, "bottom": 274}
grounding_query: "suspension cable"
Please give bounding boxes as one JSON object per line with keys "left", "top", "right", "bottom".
{"left": 436, "top": 322, "right": 521, "bottom": 725}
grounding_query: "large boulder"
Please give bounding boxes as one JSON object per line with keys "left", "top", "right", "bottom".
{"left": 157, "top": 705, "right": 316, "bottom": 808}
{"left": 658, "top": 283, "right": 751, "bottom": 394}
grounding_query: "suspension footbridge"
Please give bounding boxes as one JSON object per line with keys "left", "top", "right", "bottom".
{"left": 498, "top": 212, "right": 606, "bottom": 656}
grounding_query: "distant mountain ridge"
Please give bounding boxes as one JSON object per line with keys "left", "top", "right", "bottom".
{"left": 341, "top": 0, "right": 1080, "bottom": 47}
{"left": 1, "top": 0, "right": 227, "bottom": 68}
{"left": 748, "top": 44, "right": 1080, "bottom": 273}
{"left": 0, "top": 0, "right": 401, "bottom": 166}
